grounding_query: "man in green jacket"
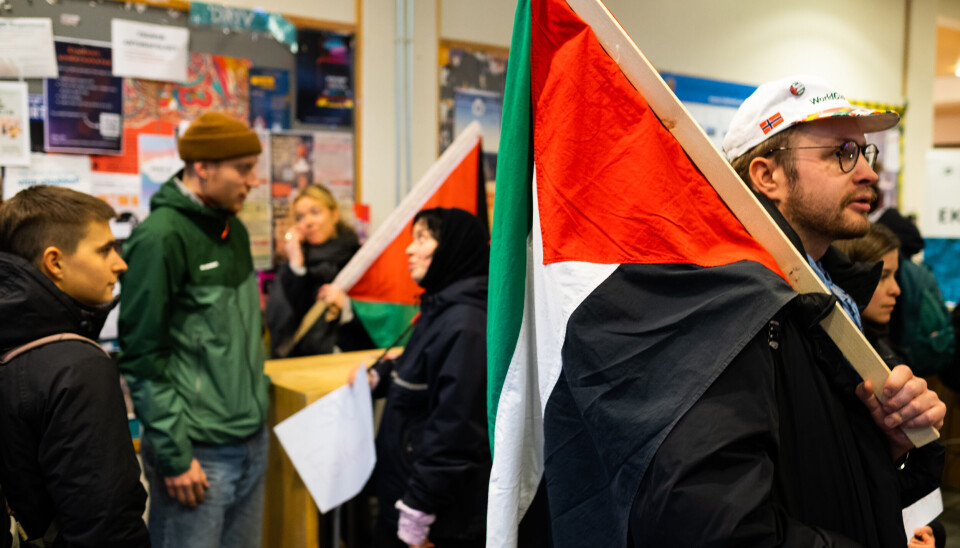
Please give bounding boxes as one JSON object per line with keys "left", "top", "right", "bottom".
{"left": 118, "top": 112, "right": 269, "bottom": 548}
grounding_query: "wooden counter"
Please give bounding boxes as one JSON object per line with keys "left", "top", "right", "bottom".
{"left": 262, "top": 349, "right": 383, "bottom": 548}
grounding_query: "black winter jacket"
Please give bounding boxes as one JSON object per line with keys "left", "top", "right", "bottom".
{"left": 372, "top": 275, "right": 490, "bottom": 541}
{"left": 0, "top": 252, "right": 149, "bottom": 547}
{"left": 266, "top": 230, "right": 372, "bottom": 357}
{"left": 628, "top": 261, "right": 943, "bottom": 547}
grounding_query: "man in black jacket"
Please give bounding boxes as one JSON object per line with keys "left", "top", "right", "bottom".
{"left": 626, "top": 76, "right": 946, "bottom": 546}
{"left": 0, "top": 186, "right": 148, "bottom": 547}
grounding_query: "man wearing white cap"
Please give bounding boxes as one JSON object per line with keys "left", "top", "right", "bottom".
{"left": 627, "top": 76, "right": 945, "bottom": 547}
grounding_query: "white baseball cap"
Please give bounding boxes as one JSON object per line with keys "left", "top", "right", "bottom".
{"left": 721, "top": 75, "right": 900, "bottom": 161}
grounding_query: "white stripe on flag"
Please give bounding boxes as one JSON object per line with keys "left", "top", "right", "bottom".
{"left": 487, "top": 168, "right": 617, "bottom": 546}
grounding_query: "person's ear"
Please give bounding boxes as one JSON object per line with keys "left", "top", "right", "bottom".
{"left": 193, "top": 161, "right": 212, "bottom": 180}
{"left": 748, "top": 156, "right": 787, "bottom": 204}
{"left": 40, "top": 246, "right": 65, "bottom": 281}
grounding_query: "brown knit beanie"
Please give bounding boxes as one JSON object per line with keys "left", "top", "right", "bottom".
{"left": 177, "top": 112, "right": 262, "bottom": 162}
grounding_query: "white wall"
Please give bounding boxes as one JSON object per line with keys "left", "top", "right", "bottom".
{"left": 441, "top": 0, "right": 514, "bottom": 47}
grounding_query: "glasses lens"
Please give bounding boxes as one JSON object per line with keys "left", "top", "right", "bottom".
{"left": 863, "top": 143, "right": 879, "bottom": 170}
{"left": 839, "top": 141, "right": 859, "bottom": 173}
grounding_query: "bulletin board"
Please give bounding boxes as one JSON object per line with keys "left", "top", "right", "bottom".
{"left": 0, "top": 0, "right": 360, "bottom": 273}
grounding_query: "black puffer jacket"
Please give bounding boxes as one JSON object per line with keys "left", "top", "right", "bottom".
{"left": 627, "top": 219, "right": 942, "bottom": 547}
{"left": 372, "top": 275, "right": 490, "bottom": 541}
{"left": 266, "top": 230, "right": 372, "bottom": 357}
{"left": 0, "top": 252, "right": 148, "bottom": 547}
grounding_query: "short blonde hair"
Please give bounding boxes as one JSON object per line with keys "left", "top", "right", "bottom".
{"left": 292, "top": 184, "right": 353, "bottom": 236}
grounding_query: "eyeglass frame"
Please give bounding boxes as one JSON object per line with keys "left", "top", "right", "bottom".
{"left": 763, "top": 141, "right": 879, "bottom": 174}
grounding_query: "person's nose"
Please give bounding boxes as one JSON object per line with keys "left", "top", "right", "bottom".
{"left": 891, "top": 279, "right": 901, "bottom": 297}
{"left": 853, "top": 151, "right": 879, "bottom": 186}
{"left": 405, "top": 241, "right": 416, "bottom": 256}
{"left": 116, "top": 254, "right": 128, "bottom": 274}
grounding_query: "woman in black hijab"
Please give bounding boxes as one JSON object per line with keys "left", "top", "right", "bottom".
{"left": 367, "top": 207, "right": 490, "bottom": 548}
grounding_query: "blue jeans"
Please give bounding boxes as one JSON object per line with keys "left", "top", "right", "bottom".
{"left": 142, "top": 428, "right": 268, "bottom": 548}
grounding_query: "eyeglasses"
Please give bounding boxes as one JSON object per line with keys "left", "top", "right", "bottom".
{"left": 764, "top": 141, "right": 879, "bottom": 174}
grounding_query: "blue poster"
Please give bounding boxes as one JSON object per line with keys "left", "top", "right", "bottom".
{"left": 923, "top": 238, "right": 960, "bottom": 307}
{"left": 250, "top": 67, "right": 291, "bottom": 131}
{"left": 44, "top": 40, "right": 123, "bottom": 155}
{"left": 453, "top": 88, "right": 502, "bottom": 184}
{"left": 295, "top": 29, "right": 354, "bottom": 128}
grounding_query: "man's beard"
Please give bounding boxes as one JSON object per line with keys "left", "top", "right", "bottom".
{"left": 783, "top": 183, "right": 874, "bottom": 244}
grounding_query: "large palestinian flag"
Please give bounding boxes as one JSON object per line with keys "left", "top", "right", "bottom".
{"left": 334, "top": 121, "right": 487, "bottom": 347}
{"left": 486, "top": 0, "right": 797, "bottom": 545}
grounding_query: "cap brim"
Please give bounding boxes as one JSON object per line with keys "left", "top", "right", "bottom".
{"left": 799, "top": 107, "right": 900, "bottom": 134}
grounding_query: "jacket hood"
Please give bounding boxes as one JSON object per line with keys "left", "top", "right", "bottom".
{"left": 0, "top": 252, "right": 115, "bottom": 353}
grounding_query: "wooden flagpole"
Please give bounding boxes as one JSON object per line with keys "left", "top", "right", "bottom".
{"left": 565, "top": 0, "right": 938, "bottom": 447}
{"left": 279, "top": 121, "right": 483, "bottom": 356}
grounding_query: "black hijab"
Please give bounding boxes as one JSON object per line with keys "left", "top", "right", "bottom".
{"left": 415, "top": 207, "right": 489, "bottom": 294}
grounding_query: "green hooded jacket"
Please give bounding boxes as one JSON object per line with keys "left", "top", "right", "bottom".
{"left": 118, "top": 177, "right": 268, "bottom": 477}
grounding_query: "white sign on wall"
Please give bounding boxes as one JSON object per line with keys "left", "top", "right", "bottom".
{"left": 111, "top": 19, "right": 189, "bottom": 83}
{"left": 922, "top": 149, "right": 960, "bottom": 238}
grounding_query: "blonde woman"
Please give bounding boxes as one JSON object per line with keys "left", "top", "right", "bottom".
{"left": 266, "top": 184, "right": 371, "bottom": 357}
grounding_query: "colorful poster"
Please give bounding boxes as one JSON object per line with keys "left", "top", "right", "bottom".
{"left": 138, "top": 134, "right": 182, "bottom": 211}
{"left": 0, "top": 81, "right": 30, "bottom": 167}
{"left": 296, "top": 29, "right": 354, "bottom": 127}
{"left": 111, "top": 19, "right": 189, "bottom": 83}
{"left": 438, "top": 45, "right": 507, "bottom": 154}
{"left": 250, "top": 67, "right": 291, "bottom": 131}
{"left": 156, "top": 53, "right": 251, "bottom": 125}
{"left": 90, "top": 171, "right": 145, "bottom": 225}
{"left": 453, "top": 88, "right": 501, "bottom": 187}
{"left": 45, "top": 40, "right": 124, "bottom": 155}
{"left": 2, "top": 153, "right": 91, "bottom": 200}
{"left": 93, "top": 53, "right": 248, "bottom": 175}
{"left": 0, "top": 18, "right": 58, "bottom": 78}
{"left": 312, "top": 130, "right": 354, "bottom": 203}
{"left": 237, "top": 131, "right": 273, "bottom": 270}
{"left": 270, "top": 131, "right": 314, "bottom": 260}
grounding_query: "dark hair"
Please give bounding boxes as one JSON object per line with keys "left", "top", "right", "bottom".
{"left": 0, "top": 185, "right": 117, "bottom": 266}
{"left": 833, "top": 222, "right": 901, "bottom": 264}
{"left": 730, "top": 125, "right": 800, "bottom": 188}
{"left": 413, "top": 208, "right": 444, "bottom": 241}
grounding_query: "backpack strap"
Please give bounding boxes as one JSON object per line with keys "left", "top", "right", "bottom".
{"left": 0, "top": 333, "right": 108, "bottom": 365}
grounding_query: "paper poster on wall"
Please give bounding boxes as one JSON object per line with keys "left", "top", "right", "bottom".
{"left": 919, "top": 149, "right": 960, "bottom": 306}
{"left": 0, "top": 18, "right": 58, "bottom": 78}
{"left": 270, "top": 131, "right": 314, "bottom": 259}
{"left": 2, "top": 153, "right": 91, "bottom": 200}
{"left": 237, "top": 131, "right": 273, "bottom": 270}
{"left": 111, "top": 19, "right": 189, "bottom": 83}
{"left": 156, "top": 54, "right": 251, "bottom": 125}
{"left": 250, "top": 67, "right": 291, "bottom": 131}
{"left": 439, "top": 45, "right": 507, "bottom": 155}
{"left": 660, "top": 72, "right": 756, "bottom": 152}
{"left": 45, "top": 40, "right": 123, "bottom": 155}
{"left": 296, "top": 29, "right": 354, "bottom": 127}
{"left": 138, "top": 134, "right": 182, "bottom": 212}
{"left": 453, "top": 88, "right": 500, "bottom": 187}
{"left": 313, "top": 130, "right": 354, "bottom": 203}
{"left": 0, "top": 81, "right": 30, "bottom": 167}
{"left": 91, "top": 171, "right": 146, "bottom": 224}
{"left": 93, "top": 53, "right": 247, "bottom": 175}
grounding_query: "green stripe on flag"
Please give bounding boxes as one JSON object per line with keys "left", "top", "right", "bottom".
{"left": 352, "top": 300, "right": 419, "bottom": 348}
{"left": 487, "top": 0, "right": 533, "bottom": 453}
